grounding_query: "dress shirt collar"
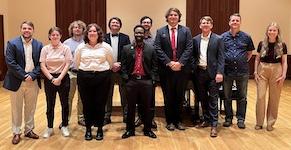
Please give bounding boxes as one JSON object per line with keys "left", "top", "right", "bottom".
{"left": 168, "top": 24, "right": 178, "bottom": 31}
{"left": 21, "top": 36, "right": 32, "bottom": 44}
{"left": 201, "top": 32, "right": 211, "bottom": 40}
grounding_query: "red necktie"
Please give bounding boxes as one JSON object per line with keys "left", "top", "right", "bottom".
{"left": 171, "top": 27, "right": 177, "bottom": 61}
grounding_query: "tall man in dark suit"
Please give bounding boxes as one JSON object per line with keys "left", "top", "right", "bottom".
{"left": 192, "top": 16, "right": 225, "bottom": 137}
{"left": 154, "top": 8, "right": 193, "bottom": 131}
{"left": 121, "top": 25, "right": 158, "bottom": 139}
{"left": 104, "top": 17, "right": 131, "bottom": 124}
{"left": 3, "top": 21, "right": 43, "bottom": 144}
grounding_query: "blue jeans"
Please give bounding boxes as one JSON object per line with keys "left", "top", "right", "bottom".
{"left": 223, "top": 75, "right": 249, "bottom": 122}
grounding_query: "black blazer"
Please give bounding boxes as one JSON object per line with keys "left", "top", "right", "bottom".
{"left": 104, "top": 32, "right": 130, "bottom": 62}
{"left": 192, "top": 33, "right": 225, "bottom": 79}
{"left": 121, "top": 42, "right": 158, "bottom": 82}
{"left": 154, "top": 25, "right": 193, "bottom": 71}
{"left": 3, "top": 36, "right": 43, "bottom": 91}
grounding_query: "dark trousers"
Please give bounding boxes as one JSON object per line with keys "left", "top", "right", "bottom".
{"left": 44, "top": 73, "right": 70, "bottom": 128}
{"left": 136, "top": 86, "right": 156, "bottom": 122}
{"left": 125, "top": 79, "right": 153, "bottom": 132}
{"left": 105, "top": 72, "right": 128, "bottom": 120}
{"left": 160, "top": 69, "right": 188, "bottom": 125}
{"left": 223, "top": 75, "right": 249, "bottom": 122}
{"left": 194, "top": 68, "right": 219, "bottom": 127}
{"left": 77, "top": 70, "right": 111, "bottom": 128}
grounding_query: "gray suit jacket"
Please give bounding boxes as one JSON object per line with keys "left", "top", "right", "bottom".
{"left": 192, "top": 33, "right": 225, "bottom": 79}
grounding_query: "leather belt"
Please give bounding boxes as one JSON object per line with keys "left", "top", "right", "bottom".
{"left": 198, "top": 65, "right": 207, "bottom": 70}
{"left": 130, "top": 75, "right": 150, "bottom": 80}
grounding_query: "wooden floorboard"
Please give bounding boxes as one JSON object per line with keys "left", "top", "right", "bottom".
{"left": 0, "top": 80, "right": 291, "bottom": 150}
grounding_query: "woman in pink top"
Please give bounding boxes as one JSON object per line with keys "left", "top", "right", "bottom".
{"left": 40, "top": 27, "right": 72, "bottom": 138}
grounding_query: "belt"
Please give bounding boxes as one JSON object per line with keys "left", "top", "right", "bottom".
{"left": 78, "top": 69, "right": 109, "bottom": 74}
{"left": 130, "top": 75, "right": 150, "bottom": 80}
{"left": 198, "top": 65, "right": 207, "bottom": 70}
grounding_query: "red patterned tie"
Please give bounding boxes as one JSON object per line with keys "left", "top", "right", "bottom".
{"left": 171, "top": 27, "right": 177, "bottom": 61}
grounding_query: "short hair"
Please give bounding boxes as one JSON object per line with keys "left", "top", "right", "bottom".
{"left": 165, "top": 8, "right": 182, "bottom": 22}
{"left": 133, "top": 25, "right": 145, "bottom": 32}
{"left": 200, "top": 16, "right": 213, "bottom": 24}
{"left": 229, "top": 13, "right": 241, "bottom": 21}
{"left": 48, "top": 27, "right": 62, "bottom": 40}
{"left": 84, "top": 23, "right": 103, "bottom": 44}
{"left": 68, "top": 20, "right": 86, "bottom": 37}
{"left": 108, "top": 17, "right": 122, "bottom": 29}
{"left": 20, "top": 21, "right": 34, "bottom": 29}
{"left": 140, "top": 16, "right": 153, "bottom": 24}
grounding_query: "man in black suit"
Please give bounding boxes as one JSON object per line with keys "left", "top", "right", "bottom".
{"left": 104, "top": 17, "right": 131, "bottom": 125}
{"left": 154, "top": 8, "right": 193, "bottom": 131}
{"left": 121, "top": 25, "right": 158, "bottom": 139}
{"left": 3, "top": 21, "right": 43, "bottom": 144}
{"left": 192, "top": 16, "right": 225, "bottom": 137}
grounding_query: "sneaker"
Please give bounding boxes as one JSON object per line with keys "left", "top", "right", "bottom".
{"left": 61, "top": 126, "right": 70, "bottom": 137}
{"left": 43, "top": 128, "right": 54, "bottom": 138}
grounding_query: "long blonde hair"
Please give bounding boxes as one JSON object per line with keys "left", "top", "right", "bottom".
{"left": 261, "top": 22, "right": 283, "bottom": 58}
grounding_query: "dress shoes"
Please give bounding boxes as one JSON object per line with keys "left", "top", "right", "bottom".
{"left": 103, "top": 118, "right": 111, "bottom": 125}
{"left": 237, "top": 121, "right": 246, "bottom": 129}
{"left": 84, "top": 131, "right": 93, "bottom": 141}
{"left": 166, "top": 123, "right": 175, "bottom": 131}
{"left": 96, "top": 129, "right": 103, "bottom": 141}
{"left": 223, "top": 120, "right": 233, "bottom": 127}
{"left": 24, "top": 131, "right": 39, "bottom": 139}
{"left": 135, "top": 117, "right": 143, "bottom": 127}
{"left": 210, "top": 127, "right": 218, "bottom": 138}
{"left": 144, "top": 131, "right": 157, "bottom": 139}
{"left": 121, "top": 130, "right": 135, "bottom": 139}
{"left": 175, "top": 122, "right": 186, "bottom": 130}
{"left": 12, "top": 134, "right": 21, "bottom": 145}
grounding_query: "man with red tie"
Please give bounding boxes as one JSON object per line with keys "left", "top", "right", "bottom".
{"left": 154, "top": 8, "right": 193, "bottom": 131}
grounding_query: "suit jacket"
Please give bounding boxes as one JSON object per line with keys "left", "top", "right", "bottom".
{"left": 154, "top": 25, "right": 193, "bottom": 72}
{"left": 192, "top": 33, "right": 225, "bottom": 79}
{"left": 121, "top": 42, "right": 158, "bottom": 82}
{"left": 3, "top": 36, "right": 43, "bottom": 91}
{"left": 104, "top": 32, "right": 130, "bottom": 62}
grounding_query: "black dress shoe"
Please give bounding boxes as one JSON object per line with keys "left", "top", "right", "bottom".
{"left": 175, "top": 122, "right": 186, "bottom": 130}
{"left": 237, "top": 121, "right": 246, "bottom": 129}
{"left": 144, "top": 131, "right": 157, "bottom": 139}
{"left": 166, "top": 123, "right": 175, "bottom": 131}
{"left": 103, "top": 118, "right": 111, "bottom": 125}
{"left": 135, "top": 117, "right": 143, "bottom": 127}
{"left": 223, "top": 120, "right": 232, "bottom": 127}
{"left": 84, "top": 131, "right": 92, "bottom": 141}
{"left": 96, "top": 129, "right": 103, "bottom": 141}
{"left": 121, "top": 130, "right": 135, "bottom": 139}
{"left": 199, "top": 121, "right": 210, "bottom": 128}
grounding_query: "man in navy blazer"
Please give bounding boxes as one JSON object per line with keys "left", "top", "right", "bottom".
{"left": 104, "top": 17, "right": 131, "bottom": 125}
{"left": 3, "top": 21, "right": 43, "bottom": 144}
{"left": 192, "top": 16, "right": 224, "bottom": 137}
{"left": 155, "top": 8, "right": 193, "bottom": 131}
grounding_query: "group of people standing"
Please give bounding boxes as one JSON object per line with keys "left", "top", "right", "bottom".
{"left": 3, "top": 7, "right": 287, "bottom": 145}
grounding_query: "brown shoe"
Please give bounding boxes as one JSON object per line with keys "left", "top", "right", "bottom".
{"left": 12, "top": 134, "right": 21, "bottom": 145}
{"left": 24, "top": 131, "right": 39, "bottom": 139}
{"left": 210, "top": 127, "right": 218, "bottom": 138}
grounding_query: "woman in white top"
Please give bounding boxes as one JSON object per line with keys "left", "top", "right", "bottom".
{"left": 75, "top": 23, "right": 113, "bottom": 141}
{"left": 40, "top": 27, "right": 72, "bottom": 138}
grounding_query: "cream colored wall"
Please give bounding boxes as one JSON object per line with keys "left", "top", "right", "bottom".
{"left": 0, "top": 0, "right": 9, "bottom": 46}
{"left": 6, "top": 0, "right": 55, "bottom": 45}
{"left": 107, "top": 0, "right": 186, "bottom": 40}
{"left": 240, "top": 0, "right": 291, "bottom": 54}
{"left": 2, "top": 0, "right": 290, "bottom": 54}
